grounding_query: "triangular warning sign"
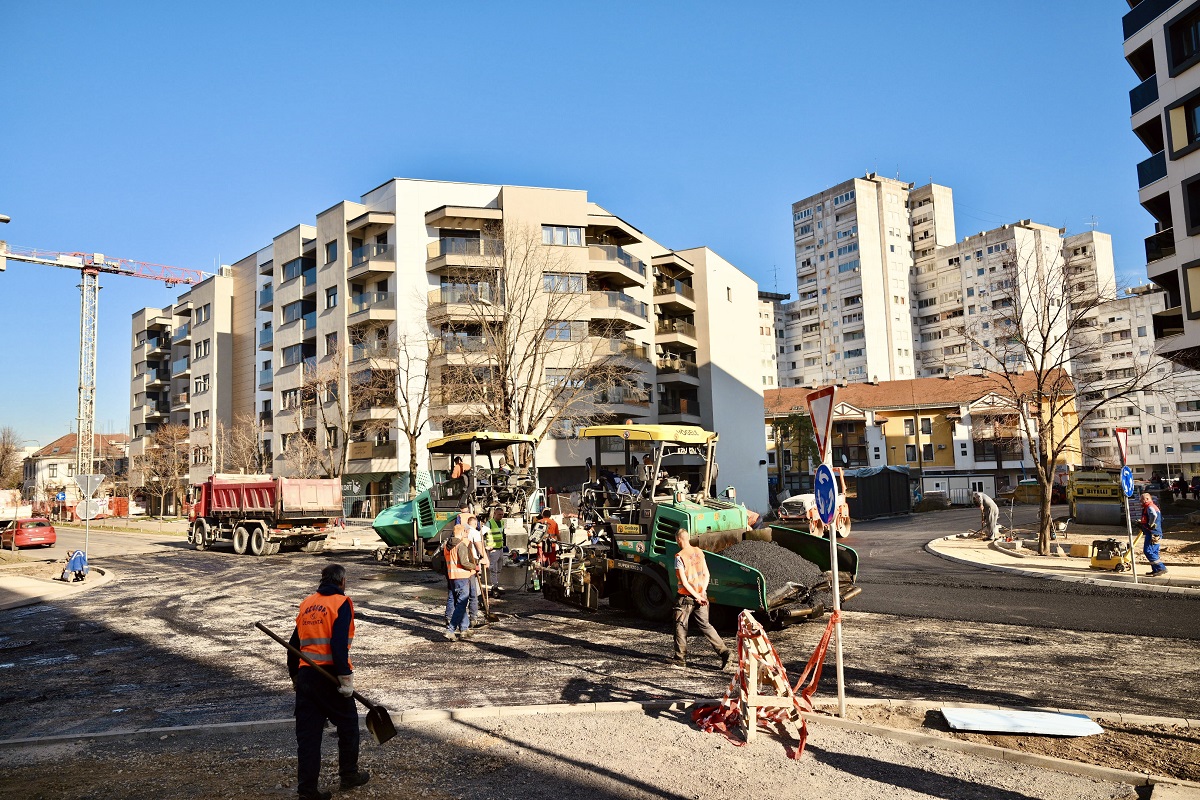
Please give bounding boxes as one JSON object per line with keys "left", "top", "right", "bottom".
{"left": 1114, "top": 428, "right": 1129, "bottom": 466}
{"left": 805, "top": 386, "right": 838, "bottom": 462}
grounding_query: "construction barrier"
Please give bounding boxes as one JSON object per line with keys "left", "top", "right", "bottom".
{"left": 693, "top": 608, "right": 840, "bottom": 759}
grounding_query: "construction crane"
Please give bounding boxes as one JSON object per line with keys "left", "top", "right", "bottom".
{"left": 0, "top": 242, "right": 208, "bottom": 478}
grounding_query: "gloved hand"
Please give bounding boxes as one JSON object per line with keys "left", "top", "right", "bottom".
{"left": 290, "top": 674, "right": 299, "bottom": 692}
{"left": 338, "top": 675, "right": 355, "bottom": 697}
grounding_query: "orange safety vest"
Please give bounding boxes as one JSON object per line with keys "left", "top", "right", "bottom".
{"left": 295, "top": 592, "right": 355, "bottom": 671}
{"left": 444, "top": 539, "right": 474, "bottom": 580}
{"left": 675, "top": 547, "right": 707, "bottom": 596}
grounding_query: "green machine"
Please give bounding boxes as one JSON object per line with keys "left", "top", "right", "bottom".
{"left": 371, "top": 431, "right": 540, "bottom": 565}
{"left": 535, "top": 424, "right": 860, "bottom": 624}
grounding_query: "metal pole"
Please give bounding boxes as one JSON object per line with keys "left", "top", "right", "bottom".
{"left": 825, "top": 449, "right": 846, "bottom": 719}
{"left": 76, "top": 270, "right": 99, "bottom": 478}
{"left": 1125, "top": 495, "right": 1139, "bottom": 585}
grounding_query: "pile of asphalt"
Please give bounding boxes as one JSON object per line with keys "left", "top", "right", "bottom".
{"left": 720, "top": 539, "right": 832, "bottom": 608}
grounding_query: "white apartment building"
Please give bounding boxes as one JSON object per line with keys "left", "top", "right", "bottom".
{"left": 129, "top": 179, "right": 768, "bottom": 513}
{"left": 22, "top": 433, "right": 129, "bottom": 505}
{"left": 757, "top": 291, "right": 789, "bottom": 389}
{"left": 1124, "top": 0, "right": 1200, "bottom": 370}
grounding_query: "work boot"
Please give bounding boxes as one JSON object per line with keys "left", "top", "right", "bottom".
{"left": 719, "top": 650, "right": 733, "bottom": 672}
{"left": 667, "top": 656, "right": 687, "bottom": 669}
{"left": 340, "top": 770, "right": 370, "bottom": 791}
{"left": 442, "top": 629, "right": 457, "bottom": 641}
{"left": 297, "top": 790, "right": 332, "bottom": 800}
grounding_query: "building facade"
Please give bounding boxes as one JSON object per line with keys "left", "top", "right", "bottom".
{"left": 23, "top": 433, "right": 129, "bottom": 505}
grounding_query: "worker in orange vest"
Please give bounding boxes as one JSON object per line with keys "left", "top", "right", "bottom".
{"left": 443, "top": 524, "right": 477, "bottom": 640}
{"left": 288, "top": 563, "right": 370, "bottom": 800}
{"left": 669, "top": 527, "right": 731, "bottom": 671}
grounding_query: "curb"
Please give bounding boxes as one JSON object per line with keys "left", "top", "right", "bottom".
{"left": 0, "top": 567, "right": 113, "bottom": 612}
{"left": 925, "top": 536, "right": 1200, "bottom": 596}
{"left": 3, "top": 696, "right": 1198, "bottom": 790}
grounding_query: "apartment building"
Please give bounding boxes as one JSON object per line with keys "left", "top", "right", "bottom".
{"left": 128, "top": 271, "right": 237, "bottom": 485}
{"left": 129, "top": 179, "right": 768, "bottom": 513}
{"left": 757, "top": 291, "right": 789, "bottom": 390}
{"left": 1123, "top": 0, "right": 1200, "bottom": 370}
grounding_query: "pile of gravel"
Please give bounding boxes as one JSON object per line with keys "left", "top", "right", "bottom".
{"left": 719, "top": 539, "right": 831, "bottom": 609}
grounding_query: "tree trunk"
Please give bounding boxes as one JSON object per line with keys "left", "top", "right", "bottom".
{"left": 407, "top": 432, "right": 419, "bottom": 500}
{"left": 1038, "top": 483, "right": 1053, "bottom": 556}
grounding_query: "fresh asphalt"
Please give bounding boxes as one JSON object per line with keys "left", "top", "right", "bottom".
{"left": 845, "top": 505, "right": 1200, "bottom": 641}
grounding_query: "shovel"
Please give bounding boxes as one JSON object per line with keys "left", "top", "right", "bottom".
{"left": 479, "top": 559, "right": 501, "bottom": 624}
{"left": 255, "top": 621, "right": 397, "bottom": 745}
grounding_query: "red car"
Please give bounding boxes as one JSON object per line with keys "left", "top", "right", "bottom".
{"left": 0, "top": 518, "right": 57, "bottom": 549}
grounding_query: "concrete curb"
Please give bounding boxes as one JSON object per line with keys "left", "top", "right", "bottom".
{"left": 0, "top": 567, "right": 113, "bottom": 612}
{"left": 925, "top": 536, "right": 1200, "bottom": 596}
{"left": 3, "top": 696, "right": 1198, "bottom": 789}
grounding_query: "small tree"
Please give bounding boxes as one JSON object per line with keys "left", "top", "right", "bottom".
{"left": 134, "top": 423, "right": 189, "bottom": 516}
{"left": 768, "top": 413, "right": 818, "bottom": 498}
{"left": 0, "top": 427, "right": 24, "bottom": 491}
{"left": 394, "top": 330, "right": 432, "bottom": 498}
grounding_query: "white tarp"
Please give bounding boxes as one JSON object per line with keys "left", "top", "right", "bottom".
{"left": 941, "top": 708, "right": 1104, "bottom": 737}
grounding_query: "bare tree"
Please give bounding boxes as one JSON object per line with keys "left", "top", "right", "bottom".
{"left": 0, "top": 428, "right": 23, "bottom": 491}
{"left": 430, "top": 222, "right": 643, "bottom": 460}
{"left": 214, "top": 413, "right": 262, "bottom": 475}
{"left": 279, "top": 407, "right": 323, "bottom": 479}
{"left": 393, "top": 331, "right": 432, "bottom": 497}
{"left": 133, "top": 423, "right": 189, "bottom": 516}
{"left": 949, "top": 241, "right": 1170, "bottom": 554}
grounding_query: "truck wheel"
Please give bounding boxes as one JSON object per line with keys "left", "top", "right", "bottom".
{"left": 632, "top": 573, "right": 673, "bottom": 622}
{"left": 192, "top": 521, "right": 209, "bottom": 551}
{"left": 304, "top": 540, "right": 323, "bottom": 554}
{"left": 836, "top": 516, "right": 851, "bottom": 539}
{"left": 250, "top": 528, "right": 268, "bottom": 556}
{"left": 373, "top": 548, "right": 385, "bottom": 562}
{"left": 232, "top": 526, "right": 249, "bottom": 555}
{"left": 267, "top": 541, "right": 281, "bottom": 555}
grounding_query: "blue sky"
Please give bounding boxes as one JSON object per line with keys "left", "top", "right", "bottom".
{"left": 0, "top": 1, "right": 1147, "bottom": 447}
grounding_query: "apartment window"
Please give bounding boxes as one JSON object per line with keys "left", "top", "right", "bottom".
{"left": 1168, "top": 3, "right": 1200, "bottom": 76}
{"left": 1138, "top": 326, "right": 1148, "bottom": 337}
{"left": 325, "top": 240, "right": 338, "bottom": 264}
{"left": 326, "top": 286, "right": 338, "bottom": 309}
{"left": 49, "top": 464, "right": 58, "bottom": 478}
{"left": 1167, "top": 86, "right": 1200, "bottom": 158}
{"left": 194, "top": 374, "right": 210, "bottom": 394}
{"left": 920, "top": 418, "right": 932, "bottom": 435}
{"left": 541, "top": 225, "right": 582, "bottom": 246}
{"left": 904, "top": 419, "right": 915, "bottom": 436}
{"left": 194, "top": 339, "right": 210, "bottom": 360}
{"left": 844, "top": 348, "right": 864, "bottom": 358}
{"left": 1149, "top": 425, "right": 1158, "bottom": 434}
{"left": 922, "top": 443, "right": 934, "bottom": 461}
{"left": 905, "top": 444, "right": 917, "bottom": 462}
{"left": 325, "top": 332, "right": 338, "bottom": 356}
{"left": 193, "top": 410, "right": 209, "bottom": 430}
{"left": 1150, "top": 445, "right": 1160, "bottom": 454}
{"left": 194, "top": 303, "right": 211, "bottom": 325}
{"left": 283, "top": 344, "right": 305, "bottom": 366}
{"left": 282, "top": 301, "right": 304, "bottom": 324}
{"left": 543, "top": 273, "right": 585, "bottom": 293}
{"left": 544, "top": 321, "right": 576, "bottom": 341}
{"left": 326, "top": 427, "right": 339, "bottom": 449}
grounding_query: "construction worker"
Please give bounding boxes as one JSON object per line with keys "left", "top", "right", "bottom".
{"left": 450, "top": 456, "right": 471, "bottom": 496}
{"left": 974, "top": 491, "right": 1000, "bottom": 541}
{"left": 535, "top": 508, "right": 560, "bottom": 565}
{"left": 463, "top": 514, "right": 488, "bottom": 625}
{"left": 670, "top": 527, "right": 732, "bottom": 671}
{"left": 1138, "top": 492, "right": 1168, "bottom": 577}
{"left": 443, "top": 524, "right": 477, "bottom": 639}
{"left": 485, "top": 507, "right": 505, "bottom": 598}
{"left": 288, "top": 563, "right": 370, "bottom": 800}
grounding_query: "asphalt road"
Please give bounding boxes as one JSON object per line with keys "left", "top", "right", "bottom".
{"left": 846, "top": 506, "right": 1200, "bottom": 640}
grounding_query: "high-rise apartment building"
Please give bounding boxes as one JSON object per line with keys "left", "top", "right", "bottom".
{"left": 1123, "top": 0, "right": 1200, "bottom": 370}
{"left": 757, "top": 291, "right": 789, "bottom": 389}
{"left": 128, "top": 179, "right": 768, "bottom": 513}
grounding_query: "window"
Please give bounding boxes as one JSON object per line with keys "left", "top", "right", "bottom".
{"left": 194, "top": 339, "right": 210, "bottom": 360}
{"left": 920, "top": 418, "right": 932, "bottom": 435}
{"left": 793, "top": 207, "right": 813, "bottom": 223}
{"left": 283, "top": 344, "right": 304, "bottom": 366}
{"left": 844, "top": 348, "right": 864, "bottom": 358}
{"left": 545, "top": 368, "right": 583, "bottom": 388}
{"left": 543, "top": 273, "right": 585, "bottom": 293}
{"left": 838, "top": 259, "right": 860, "bottom": 273}
{"left": 325, "top": 332, "right": 338, "bottom": 356}
{"left": 282, "top": 301, "right": 304, "bottom": 324}
{"left": 193, "top": 410, "right": 209, "bottom": 430}
{"left": 326, "top": 286, "right": 338, "bottom": 309}
{"left": 545, "top": 321, "right": 576, "bottom": 341}
{"left": 922, "top": 443, "right": 934, "bottom": 461}
{"left": 194, "top": 303, "right": 211, "bottom": 325}
{"left": 1149, "top": 425, "right": 1158, "bottom": 434}
{"left": 541, "top": 225, "right": 583, "bottom": 246}
{"left": 844, "top": 294, "right": 862, "bottom": 307}
{"left": 905, "top": 444, "right": 917, "bottom": 461}
{"left": 1150, "top": 444, "right": 1160, "bottom": 454}
{"left": 49, "top": 464, "right": 58, "bottom": 478}
{"left": 1167, "top": 87, "right": 1200, "bottom": 158}
{"left": 832, "top": 190, "right": 855, "bottom": 206}
{"left": 1168, "top": 3, "right": 1200, "bottom": 75}
{"left": 194, "top": 374, "right": 210, "bottom": 394}
{"left": 904, "top": 419, "right": 915, "bottom": 436}
{"left": 326, "top": 427, "right": 339, "bottom": 449}
{"left": 325, "top": 240, "right": 338, "bottom": 263}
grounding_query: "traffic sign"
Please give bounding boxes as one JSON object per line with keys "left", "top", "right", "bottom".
{"left": 75, "top": 474, "right": 105, "bottom": 499}
{"left": 1121, "top": 466, "right": 1135, "bottom": 498}
{"left": 805, "top": 386, "right": 838, "bottom": 463}
{"left": 814, "top": 463, "right": 837, "bottom": 525}
{"left": 55, "top": 491, "right": 66, "bottom": 502}
{"left": 75, "top": 499, "right": 104, "bottom": 521}
{"left": 1115, "top": 428, "right": 1129, "bottom": 466}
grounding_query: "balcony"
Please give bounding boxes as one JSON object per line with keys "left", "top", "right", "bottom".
{"left": 1145, "top": 228, "right": 1176, "bottom": 264}
{"left": 171, "top": 356, "right": 191, "bottom": 376}
{"left": 427, "top": 285, "right": 500, "bottom": 323}
{"left": 431, "top": 383, "right": 492, "bottom": 413}
{"left": 259, "top": 284, "right": 273, "bottom": 309}
{"left": 347, "top": 441, "right": 398, "bottom": 461}
{"left": 302, "top": 311, "right": 317, "bottom": 332}
{"left": 1130, "top": 74, "right": 1159, "bottom": 115}
{"left": 589, "top": 291, "right": 648, "bottom": 327}
{"left": 258, "top": 328, "right": 273, "bottom": 349}
{"left": 259, "top": 411, "right": 273, "bottom": 432}
{"left": 171, "top": 323, "right": 191, "bottom": 344}
{"left": 301, "top": 266, "right": 316, "bottom": 295}
{"left": 587, "top": 244, "right": 646, "bottom": 289}
{"left": 650, "top": 251, "right": 695, "bottom": 276}
{"left": 258, "top": 368, "right": 273, "bottom": 390}
{"left": 657, "top": 396, "right": 701, "bottom": 424}
{"left": 172, "top": 391, "right": 190, "bottom": 409}
{"left": 656, "top": 357, "right": 700, "bottom": 385}
{"left": 653, "top": 278, "right": 696, "bottom": 314}
{"left": 350, "top": 341, "right": 393, "bottom": 366}
{"left": 600, "top": 337, "right": 650, "bottom": 363}
{"left": 424, "top": 205, "right": 502, "bottom": 229}
{"left": 147, "top": 401, "right": 170, "bottom": 417}
{"left": 430, "top": 335, "right": 491, "bottom": 361}
{"left": 259, "top": 259, "right": 273, "bottom": 276}
{"left": 426, "top": 237, "right": 501, "bottom": 272}
{"left": 596, "top": 386, "right": 651, "bottom": 416}
{"left": 1137, "top": 151, "right": 1167, "bottom": 188}
{"left": 348, "top": 291, "right": 396, "bottom": 324}
{"left": 146, "top": 367, "right": 170, "bottom": 387}
{"left": 655, "top": 318, "right": 698, "bottom": 347}
{"left": 1123, "top": 0, "right": 1173, "bottom": 40}
{"left": 348, "top": 243, "right": 396, "bottom": 280}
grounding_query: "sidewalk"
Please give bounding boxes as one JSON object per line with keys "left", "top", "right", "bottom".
{"left": 927, "top": 532, "right": 1200, "bottom": 595}
{"left": 0, "top": 563, "right": 112, "bottom": 611}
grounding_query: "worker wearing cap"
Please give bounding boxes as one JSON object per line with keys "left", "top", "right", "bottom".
{"left": 973, "top": 492, "right": 1000, "bottom": 541}
{"left": 669, "top": 527, "right": 731, "bottom": 671}
{"left": 1138, "top": 492, "right": 1168, "bottom": 577}
{"left": 443, "top": 524, "right": 477, "bottom": 639}
{"left": 288, "top": 563, "right": 370, "bottom": 800}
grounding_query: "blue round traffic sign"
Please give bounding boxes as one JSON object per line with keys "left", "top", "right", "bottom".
{"left": 814, "top": 463, "right": 838, "bottom": 525}
{"left": 55, "top": 492, "right": 66, "bottom": 502}
{"left": 1120, "top": 466, "right": 1134, "bottom": 498}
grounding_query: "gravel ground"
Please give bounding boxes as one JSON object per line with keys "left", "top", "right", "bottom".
{"left": 720, "top": 539, "right": 834, "bottom": 610}
{"left": 0, "top": 710, "right": 1139, "bottom": 800}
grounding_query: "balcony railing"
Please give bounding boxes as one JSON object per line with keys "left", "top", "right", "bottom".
{"left": 655, "top": 319, "right": 697, "bottom": 338}
{"left": 1123, "top": 0, "right": 1173, "bottom": 40}
{"left": 172, "top": 391, "right": 190, "bottom": 407}
{"left": 590, "top": 291, "right": 647, "bottom": 320}
{"left": 1129, "top": 74, "right": 1159, "bottom": 115}
{"left": 426, "top": 237, "right": 500, "bottom": 260}
{"left": 658, "top": 398, "right": 698, "bottom": 416}
{"left": 347, "top": 441, "right": 398, "bottom": 461}
{"left": 431, "top": 335, "right": 491, "bottom": 357}
{"left": 603, "top": 338, "right": 649, "bottom": 360}
{"left": 1137, "top": 151, "right": 1167, "bottom": 188}
{"left": 171, "top": 323, "right": 191, "bottom": 343}
{"left": 302, "top": 267, "right": 316, "bottom": 287}
{"left": 351, "top": 341, "right": 391, "bottom": 361}
{"left": 259, "top": 284, "right": 273, "bottom": 307}
{"left": 350, "top": 291, "right": 394, "bottom": 314}
{"left": 171, "top": 356, "right": 190, "bottom": 376}
{"left": 146, "top": 368, "right": 170, "bottom": 383}
{"left": 428, "top": 284, "right": 497, "bottom": 306}
{"left": 588, "top": 244, "right": 645, "bottom": 277}
{"left": 656, "top": 357, "right": 698, "bottom": 377}
{"left": 1146, "top": 228, "right": 1176, "bottom": 264}
{"left": 302, "top": 311, "right": 317, "bottom": 331}
{"left": 654, "top": 278, "right": 695, "bottom": 301}
{"left": 351, "top": 243, "right": 395, "bottom": 267}
{"left": 596, "top": 387, "right": 650, "bottom": 407}
{"left": 259, "top": 411, "right": 273, "bottom": 431}
{"left": 258, "top": 368, "right": 273, "bottom": 389}
{"left": 432, "top": 383, "right": 493, "bottom": 406}
{"left": 258, "top": 328, "right": 273, "bottom": 347}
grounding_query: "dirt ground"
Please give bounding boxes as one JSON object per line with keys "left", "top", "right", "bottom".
{"left": 0, "top": 709, "right": 1140, "bottom": 800}
{"left": 848, "top": 704, "right": 1200, "bottom": 782}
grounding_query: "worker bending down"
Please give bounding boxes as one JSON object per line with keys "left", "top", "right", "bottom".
{"left": 974, "top": 491, "right": 1000, "bottom": 541}
{"left": 670, "top": 527, "right": 732, "bottom": 671}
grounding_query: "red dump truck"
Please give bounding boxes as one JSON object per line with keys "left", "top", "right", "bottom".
{"left": 188, "top": 474, "right": 343, "bottom": 556}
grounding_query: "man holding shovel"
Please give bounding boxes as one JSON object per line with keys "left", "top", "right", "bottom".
{"left": 288, "top": 563, "right": 370, "bottom": 800}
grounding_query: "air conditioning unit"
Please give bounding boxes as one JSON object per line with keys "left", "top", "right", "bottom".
{"left": 937, "top": 444, "right": 946, "bottom": 450}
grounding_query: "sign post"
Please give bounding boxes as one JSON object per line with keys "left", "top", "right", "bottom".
{"left": 75, "top": 474, "right": 105, "bottom": 558}
{"left": 806, "top": 387, "right": 846, "bottom": 719}
{"left": 1114, "top": 429, "right": 1138, "bottom": 584}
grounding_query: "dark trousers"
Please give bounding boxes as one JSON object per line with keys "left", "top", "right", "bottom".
{"left": 673, "top": 595, "right": 727, "bottom": 660}
{"left": 446, "top": 577, "right": 471, "bottom": 632}
{"left": 295, "top": 667, "right": 359, "bottom": 795}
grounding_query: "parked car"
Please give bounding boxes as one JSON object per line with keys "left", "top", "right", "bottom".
{"left": 0, "top": 517, "right": 57, "bottom": 549}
